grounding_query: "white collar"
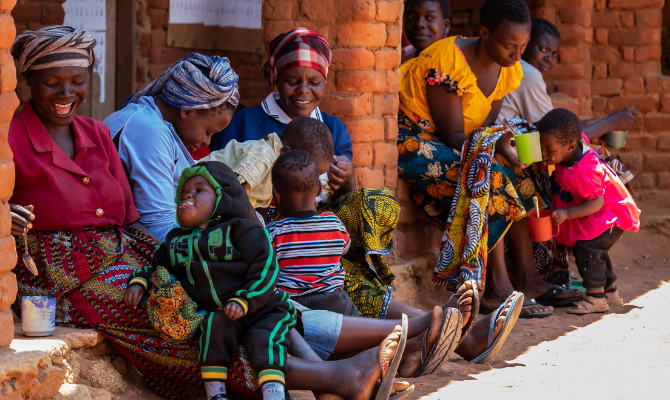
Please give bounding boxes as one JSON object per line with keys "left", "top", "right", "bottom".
{"left": 261, "top": 92, "right": 323, "bottom": 125}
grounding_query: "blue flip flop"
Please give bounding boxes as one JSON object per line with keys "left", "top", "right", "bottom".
{"left": 469, "top": 292, "right": 524, "bottom": 364}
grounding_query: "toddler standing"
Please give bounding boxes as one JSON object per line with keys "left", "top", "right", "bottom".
{"left": 537, "top": 109, "right": 640, "bottom": 314}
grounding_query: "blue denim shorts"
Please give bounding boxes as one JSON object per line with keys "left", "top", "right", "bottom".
{"left": 292, "top": 300, "right": 343, "bottom": 361}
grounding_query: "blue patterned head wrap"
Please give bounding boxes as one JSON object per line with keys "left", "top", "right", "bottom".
{"left": 121, "top": 53, "right": 239, "bottom": 110}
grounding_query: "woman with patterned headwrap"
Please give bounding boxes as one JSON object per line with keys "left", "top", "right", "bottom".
{"left": 211, "top": 28, "right": 402, "bottom": 320}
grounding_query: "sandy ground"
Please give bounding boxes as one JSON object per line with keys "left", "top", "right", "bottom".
{"left": 117, "top": 200, "right": 670, "bottom": 400}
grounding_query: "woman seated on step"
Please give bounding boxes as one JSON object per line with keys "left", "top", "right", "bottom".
{"left": 397, "top": 0, "right": 585, "bottom": 319}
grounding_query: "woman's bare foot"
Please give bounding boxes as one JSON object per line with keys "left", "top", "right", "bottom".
{"left": 455, "top": 294, "right": 514, "bottom": 361}
{"left": 481, "top": 295, "right": 553, "bottom": 317}
{"left": 443, "top": 281, "right": 475, "bottom": 331}
{"left": 397, "top": 307, "right": 442, "bottom": 378}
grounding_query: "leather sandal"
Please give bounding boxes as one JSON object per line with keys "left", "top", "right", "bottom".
{"left": 566, "top": 296, "right": 609, "bottom": 314}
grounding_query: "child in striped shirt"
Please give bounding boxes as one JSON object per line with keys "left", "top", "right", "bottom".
{"left": 267, "top": 150, "right": 360, "bottom": 316}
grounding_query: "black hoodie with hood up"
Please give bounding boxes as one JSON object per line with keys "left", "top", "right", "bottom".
{"left": 128, "top": 161, "right": 280, "bottom": 316}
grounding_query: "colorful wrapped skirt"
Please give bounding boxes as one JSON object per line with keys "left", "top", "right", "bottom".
{"left": 397, "top": 110, "right": 569, "bottom": 291}
{"left": 318, "top": 187, "right": 400, "bottom": 319}
{"left": 12, "top": 226, "right": 258, "bottom": 400}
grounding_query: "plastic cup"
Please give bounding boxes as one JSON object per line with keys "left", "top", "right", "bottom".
{"left": 605, "top": 131, "right": 628, "bottom": 149}
{"left": 21, "top": 296, "right": 56, "bottom": 337}
{"left": 513, "top": 131, "right": 543, "bottom": 164}
{"left": 528, "top": 210, "right": 560, "bottom": 242}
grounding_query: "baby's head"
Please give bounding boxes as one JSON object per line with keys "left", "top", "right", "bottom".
{"left": 176, "top": 174, "right": 218, "bottom": 228}
{"left": 281, "top": 117, "right": 334, "bottom": 175}
{"left": 272, "top": 150, "right": 322, "bottom": 216}
{"left": 537, "top": 108, "right": 582, "bottom": 165}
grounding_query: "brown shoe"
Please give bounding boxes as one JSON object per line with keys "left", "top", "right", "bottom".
{"left": 605, "top": 289, "right": 624, "bottom": 306}
{"left": 567, "top": 296, "right": 610, "bottom": 315}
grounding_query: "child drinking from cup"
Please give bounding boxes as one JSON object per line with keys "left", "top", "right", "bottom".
{"left": 537, "top": 109, "right": 641, "bottom": 314}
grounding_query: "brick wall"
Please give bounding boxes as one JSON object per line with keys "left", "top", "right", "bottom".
{"left": 0, "top": 0, "right": 19, "bottom": 348}
{"left": 137, "top": 0, "right": 268, "bottom": 107}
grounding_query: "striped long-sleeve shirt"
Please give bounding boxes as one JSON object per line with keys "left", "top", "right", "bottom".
{"left": 266, "top": 211, "right": 350, "bottom": 296}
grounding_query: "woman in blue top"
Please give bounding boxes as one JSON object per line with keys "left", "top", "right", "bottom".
{"left": 212, "top": 28, "right": 401, "bottom": 320}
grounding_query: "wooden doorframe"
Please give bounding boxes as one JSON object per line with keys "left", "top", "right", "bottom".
{"left": 116, "top": 0, "right": 137, "bottom": 109}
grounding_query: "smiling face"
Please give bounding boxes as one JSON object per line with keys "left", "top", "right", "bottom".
{"left": 540, "top": 132, "right": 576, "bottom": 165}
{"left": 523, "top": 32, "right": 561, "bottom": 74}
{"left": 177, "top": 175, "right": 218, "bottom": 227}
{"left": 275, "top": 66, "right": 326, "bottom": 119}
{"left": 171, "top": 106, "right": 235, "bottom": 152}
{"left": 26, "top": 66, "right": 89, "bottom": 129}
{"left": 404, "top": 0, "right": 450, "bottom": 52}
{"left": 481, "top": 22, "right": 531, "bottom": 68}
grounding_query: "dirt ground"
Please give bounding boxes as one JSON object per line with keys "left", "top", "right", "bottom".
{"left": 118, "top": 200, "right": 670, "bottom": 400}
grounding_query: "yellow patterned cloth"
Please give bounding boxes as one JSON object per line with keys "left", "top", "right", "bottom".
{"left": 399, "top": 36, "right": 523, "bottom": 135}
{"left": 317, "top": 187, "right": 400, "bottom": 318}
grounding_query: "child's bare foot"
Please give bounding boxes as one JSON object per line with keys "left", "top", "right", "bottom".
{"left": 397, "top": 307, "right": 442, "bottom": 378}
{"left": 455, "top": 294, "right": 514, "bottom": 361}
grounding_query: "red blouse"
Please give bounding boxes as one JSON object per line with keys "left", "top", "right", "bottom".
{"left": 9, "top": 102, "right": 140, "bottom": 231}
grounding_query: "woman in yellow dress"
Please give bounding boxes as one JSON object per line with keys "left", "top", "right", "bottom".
{"left": 398, "top": 0, "right": 583, "bottom": 317}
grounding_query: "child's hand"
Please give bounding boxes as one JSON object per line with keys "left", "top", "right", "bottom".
{"left": 550, "top": 209, "right": 569, "bottom": 225}
{"left": 123, "top": 285, "right": 145, "bottom": 308}
{"left": 224, "top": 302, "right": 244, "bottom": 320}
{"left": 328, "top": 156, "right": 353, "bottom": 191}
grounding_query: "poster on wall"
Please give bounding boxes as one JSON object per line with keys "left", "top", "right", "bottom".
{"left": 63, "top": 0, "right": 106, "bottom": 103}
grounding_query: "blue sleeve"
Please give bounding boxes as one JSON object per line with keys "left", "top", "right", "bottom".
{"left": 324, "top": 114, "right": 353, "bottom": 161}
{"left": 114, "top": 110, "right": 180, "bottom": 241}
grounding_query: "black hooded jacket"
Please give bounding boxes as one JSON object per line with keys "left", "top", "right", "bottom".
{"left": 128, "top": 161, "right": 277, "bottom": 316}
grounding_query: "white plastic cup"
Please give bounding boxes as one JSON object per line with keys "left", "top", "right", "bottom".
{"left": 21, "top": 296, "right": 56, "bottom": 337}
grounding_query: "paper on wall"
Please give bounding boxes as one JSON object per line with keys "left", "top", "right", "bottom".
{"left": 169, "top": 0, "right": 262, "bottom": 30}
{"left": 63, "top": 0, "right": 107, "bottom": 103}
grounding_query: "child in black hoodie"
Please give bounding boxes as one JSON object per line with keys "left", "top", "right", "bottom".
{"left": 123, "top": 161, "right": 295, "bottom": 400}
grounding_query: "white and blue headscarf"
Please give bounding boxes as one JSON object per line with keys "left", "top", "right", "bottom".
{"left": 121, "top": 53, "right": 239, "bottom": 110}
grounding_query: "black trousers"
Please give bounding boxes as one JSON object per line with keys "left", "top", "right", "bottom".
{"left": 573, "top": 226, "right": 624, "bottom": 291}
{"left": 198, "top": 291, "right": 296, "bottom": 384}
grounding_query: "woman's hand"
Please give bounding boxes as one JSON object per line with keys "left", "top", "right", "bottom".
{"left": 495, "top": 131, "right": 531, "bottom": 170}
{"left": 606, "top": 107, "right": 640, "bottom": 132}
{"left": 550, "top": 209, "right": 569, "bottom": 225}
{"left": 11, "top": 204, "right": 35, "bottom": 236}
{"left": 123, "top": 285, "right": 145, "bottom": 309}
{"left": 328, "top": 156, "right": 353, "bottom": 191}
{"left": 224, "top": 301, "right": 244, "bottom": 320}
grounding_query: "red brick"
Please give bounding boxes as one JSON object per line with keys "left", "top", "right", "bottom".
{"left": 331, "top": 48, "right": 375, "bottom": 71}
{"left": 138, "top": 33, "right": 151, "bottom": 57}
{"left": 0, "top": 162, "right": 13, "bottom": 200}
{"left": 593, "top": 63, "right": 608, "bottom": 80}
{"left": 536, "top": 0, "right": 592, "bottom": 7}
{"left": 592, "top": 97, "right": 607, "bottom": 115}
{"left": 352, "top": 143, "right": 373, "bottom": 167}
{"left": 41, "top": 3, "right": 64, "bottom": 25}
{"left": 658, "top": 172, "right": 670, "bottom": 189}
{"left": 621, "top": 134, "right": 656, "bottom": 151}
{"left": 337, "top": 22, "right": 386, "bottom": 47}
{"left": 584, "top": 28, "right": 594, "bottom": 45}
{"left": 0, "top": 53, "right": 16, "bottom": 93}
{"left": 557, "top": 26, "right": 585, "bottom": 45}
{"left": 629, "top": 172, "right": 656, "bottom": 189}
{"left": 595, "top": 28, "right": 608, "bottom": 44}
{"left": 591, "top": 45, "right": 619, "bottom": 63}
{"left": 337, "top": 70, "right": 387, "bottom": 92}
{"left": 451, "top": 11, "right": 469, "bottom": 26}
{"left": 149, "top": 62, "right": 171, "bottom": 80}
{"left": 658, "top": 132, "right": 670, "bottom": 150}
{"left": 373, "top": 142, "right": 397, "bottom": 166}
{"left": 27, "top": 22, "right": 44, "bottom": 31}
{"left": 137, "top": 5, "right": 148, "bottom": 24}
{"left": 617, "top": 152, "right": 643, "bottom": 171}
{"left": 636, "top": 9, "right": 662, "bottom": 28}
{"left": 535, "top": 7, "right": 556, "bottom": 24}
{"left": 0, "top": 0, "right": 17, "bottom": 12}
{"left": 151, "top": 29, "right": 166, "bottom": 48}
{"left": 646, "top": 76, "right": 670, "bottom": 92}
{"left": 624, "top": 77, "right": 645, "bottom": 93}
{"left": 620, "top": 11, "right": 634, "bottom": 28}
{"left": 594, "top": 0, "right": 607, "bottom": 10}
{"left": 634, "top": 61, "right": 660, "bottom": 77}
{"left": 622, "top": 46, "right": 635, "bottom": 61}
{"left": 556, "top": 81, "right": 590, "bottom": 98}
{"left": 373, "top": 93, "right": 399, "bottom": 117}
{"left": 148, "top": 8, "right": 168, "bottom": 29}
{"left": 559, "top": 8, "right": 590, "bottom": 26}
{"left": 0, "top": 92, "right": 18, "bottom": 124}
{"left": 345, "top": 117, "right": 384, "bottom": 143}
{"left": 607, "top": 96, "right": 658, "bottom": 113}
{"left": 354, "top": 167, "right": 385, "bottom": 188}
{"left": 0, "top": 271, "right": 16, "bottom": 310}
{"left": 645, "top": 153, "right": 670, "bottom": 171}
{"left": 591, "top": 11, "right": 620, "bottom": 28}
{"left": 386, "top": 24, "right": 401, "bottom": 47}
{"left": 560, "top": 46, "right": 589, "bottom": 63}
{"left": 0, "top": 236, "right": 17, "bottom": 273}
{"left": 0, "top": 14, "right": 16, "bottom": 50}
{"left": 375, "top": 49, "right": 401, "bottom": 70}
{"left": 645, "top": 114, "right": 670, "bottom": 131}
{"left": 386, "top": 69, "right": 399, "bottom": 93}
{"left": 320, "top": 93, "right": 373, "bottom": 117}
{"left": 609, "top": 62, "right": 634, "bottom": 78}
{"left": 11, "top": 4, "right": 41, "bottom": 23}
{"left": 635, "top": 45, "right": 661, "bottom": 62}
{"left": 262, "top": 0, "right": 293, "bottom": 21}
{"left": 301, "top": 0, "right": 375, "bottom": 23}
{"left": 148, "top": 0, "right": 169, "bottom": 9}
{"left": 609, "top": 0, "right": 664, "bottom": 10}
{"left": 608, "top": 28, "right": 660, "bottom": 46}
{"left": 384, "top": 116, "right": 399, "bottom": 141}
{"left": 591, "top": 79, "right": 622, "bottom": 96}
{"left": 377, "top": 0, "right": 403, "bottom": 23}
{"left": 0, "top": 310, "right": 12, "bottom": 346}
{"left": 544, "top": 63, "right": 586, "bottom": 80}
{"left": 384, "top": 166, "right": 397, "bottom": 191}
{"left": 549, "top": 92, "right": 580, "bottom": 114}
